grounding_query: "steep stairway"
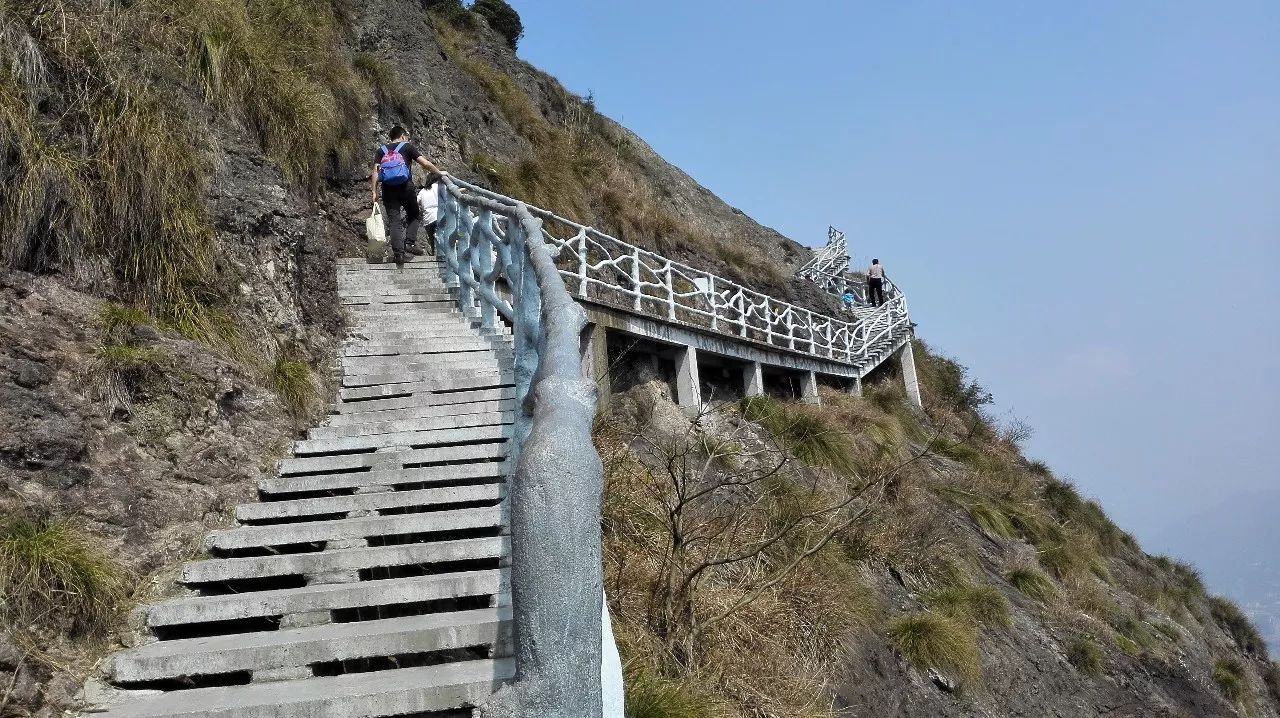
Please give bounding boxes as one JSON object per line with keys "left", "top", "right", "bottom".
{"left": 89, "top": 258, "right": 517, "bottom": 717}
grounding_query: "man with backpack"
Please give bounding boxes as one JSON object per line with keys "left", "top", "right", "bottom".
{"left": 370, "top": 126, "right": 446, "bottom": 265}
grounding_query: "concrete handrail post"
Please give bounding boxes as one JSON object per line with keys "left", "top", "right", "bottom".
{"left": 436, "top": 180, "right": 605, "bottom": 718}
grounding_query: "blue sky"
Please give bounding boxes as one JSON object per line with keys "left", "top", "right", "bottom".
{"left": 516, "top": 1, "right": 1278, "bottom": 588}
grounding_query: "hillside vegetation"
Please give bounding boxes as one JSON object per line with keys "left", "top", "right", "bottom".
{"left": 598, "top": 341, "right": 1280, "bottom": 716}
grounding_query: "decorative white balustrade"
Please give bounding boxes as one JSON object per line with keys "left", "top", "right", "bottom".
{"left": 446, "top": 178, "right": 912, "bottom": 369}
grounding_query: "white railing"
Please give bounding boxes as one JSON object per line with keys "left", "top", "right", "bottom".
{"left": 447, "top": 178, "right": 912, "bottom": 367}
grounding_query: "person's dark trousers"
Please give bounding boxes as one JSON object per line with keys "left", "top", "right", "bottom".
{"left": 868, "top": 278, "right": 885, "bottom": 307}
{"left": 381, "top": 181, "right": 420, "bottom": 258}
{"left": 421, "top": 220, "right": 438, "bottom": 255}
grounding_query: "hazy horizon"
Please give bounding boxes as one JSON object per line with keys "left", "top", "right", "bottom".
{"left": 514, "top": 0, "right": 1279, "bottom": 643}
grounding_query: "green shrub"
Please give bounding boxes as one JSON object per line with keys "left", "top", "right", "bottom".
{"left": 1067, "top": 636, "right": 1103, "bottom": 676}
{"left": 739, "top": 395, "right": 856, "bottom": 475}
{"left": 913, "top": 340, "right": 992, "bottom": 416}
{"left": 0, "top": 512, "right": 127, "bottom": 633}
{"left": 1006, "top": 567, "right": 1056, "bottom": 603}
{"left": 624, "top": 670, "right": 722, "bottom": 718}
{"left": 270, "top": 357, "right": 318, "bottom": 417}
{"left": 923, "top": 584, "right": 1012, "bottom": 628}
{"left": 1213, "top": 657, "right": 1247, "bottom": 702}
{"left": 1208, "top": 596, "right": 1269, "bottom": 658}
{"left": 98, "top": 302, "right": 153, "bottom": 342}
{"left": 471, "top": 0, "right": 524, "bottom": 49}
{"left": 888, "top": 612, "right": 981, "bottom": 683}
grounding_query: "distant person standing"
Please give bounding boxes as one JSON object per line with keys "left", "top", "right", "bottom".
{"left": 867, "top": 259, "right": 887, "bottom": 307}
{"left": 370, "top": 126, "right": 446, "bottom": 266}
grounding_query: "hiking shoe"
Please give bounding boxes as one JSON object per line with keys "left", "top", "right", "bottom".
{"left": 393, "top": 252, "right": 405, "bottom": 269}
{"left": 405, "top": 244, "right": 426, "bottom": 257}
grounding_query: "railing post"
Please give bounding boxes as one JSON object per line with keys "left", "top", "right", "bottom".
{"left": 577, "top": 230, "right": 588, "bottom": 298}
{"left": 762, "top": 297, "right": 772, "bottom": 344}
{"left": 630, "top": 246, "right": 641, "bottom": 312}
{"left": 476, "top": 212, "right": 497, "bottom": 331}
{"left": 708, "top": 276, "right": 718, "bottom": 331}
{"left": 664, "top": 262, "right": 676, "bottom": 321}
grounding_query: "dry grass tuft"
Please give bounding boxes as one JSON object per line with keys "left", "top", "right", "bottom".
{"left": 1213, "top": 657, "right": 1247, "bottom": 703}
{"left": 888, "top": 611, "right": 982, "bottom": 684}
{"left": 1006, "top": 566, "right": 1057, "bottom": 603}
{"left": 924, "top": 584, "right": 1012, "bottom": 629}
{"left": 270, "top": 356, "right": 319, "bottom": 418}
{"left": 0, "top": 512, "right": 128, "bottom": 635}
{"left": 739, "top": 395, "right": 858, "bottom": 476}
{"left": 1067, "top": 635, "right": 1104, "bottom": 676}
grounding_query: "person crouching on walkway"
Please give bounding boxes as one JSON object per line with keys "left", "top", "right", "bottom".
{"left": 867, "top": 258, "right": 887, "bottom": 307}
{"left": 370, "top": 126, "right": 446, "bottom": 266}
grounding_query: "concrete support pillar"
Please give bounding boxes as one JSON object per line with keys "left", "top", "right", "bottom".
{"left": 849, "top": 375, "right": 863, "bottom": 397}
{"left": 744, "top": 361, "right": 765, "bottom": 397}
{"left": 898, "top": 339, "right": 924, "bottom": 408}
{"left": 581, "top": 323, "right": 612, "bottom": 410}
{"left": 675, "top": 346, "right": 702, "bottom": 409}
{"left": 602, "top": 590, "right": 625, "bottom": 717}
{"left": 800, "top": 370, "right": 820, "bottom": 404}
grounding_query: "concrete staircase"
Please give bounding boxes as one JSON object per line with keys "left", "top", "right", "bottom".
{"left": 89, "top": 258, "right": 517, "bottom": 717}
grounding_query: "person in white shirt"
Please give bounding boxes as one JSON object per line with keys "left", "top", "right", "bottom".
{"left": 416, "top": 176, "right": 441, "bottom": 256}
{"left": 867, "top": 259, "right": 887, "bottom": 307}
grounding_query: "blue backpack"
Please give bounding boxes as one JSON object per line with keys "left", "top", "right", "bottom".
{"left": 378, "top": 142, "right": 411, "bottom": 185}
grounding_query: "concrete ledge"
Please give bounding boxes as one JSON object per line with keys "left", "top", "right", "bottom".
{"left": 236, "top": 483, "right": 504, "bottom": 523}
{"left": 206, "top": 506, "right": 505, "bottom": 552}
{"left": 99, "top": 658, "right": 515, "bottom": 717}
{"left": 182, "top": 537, "right": 510, "bottom": 584}
{"left": 109, "top": 607, "right": 513, "bottom": 682}
{"left": 146, "top": 570, "right": 508, "bottom": 628}
{"left": 260, "top": 461, "right": 509, "bottom": 497}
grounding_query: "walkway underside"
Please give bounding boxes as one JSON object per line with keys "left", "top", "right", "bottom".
{"left": 84, "top": 259, "right": 516, "bottom": 717}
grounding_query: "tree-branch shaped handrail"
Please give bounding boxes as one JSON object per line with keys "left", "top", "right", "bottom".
{"left": 435, "top": 178, "right": 604, "bottom": 718}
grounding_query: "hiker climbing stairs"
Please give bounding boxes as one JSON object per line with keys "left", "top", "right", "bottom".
{"left": 87, "top": 258, "right": 517, "bottom": 717}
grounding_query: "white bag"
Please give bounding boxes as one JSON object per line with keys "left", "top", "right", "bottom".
{"left": 365, "top": 204, "right": 388, "bottom": 261}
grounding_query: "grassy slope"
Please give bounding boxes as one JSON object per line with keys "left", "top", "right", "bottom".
{"left": 599, "top": 342, "right": 1280, "bottom": 717}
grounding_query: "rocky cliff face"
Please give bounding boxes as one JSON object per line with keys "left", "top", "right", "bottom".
{"left": 0, "top": 2, "right": 1274, "bottom": 717}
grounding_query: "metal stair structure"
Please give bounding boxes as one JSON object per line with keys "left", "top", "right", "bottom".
{"left": 85, "top": 259, "right": 519, "bottom": 716}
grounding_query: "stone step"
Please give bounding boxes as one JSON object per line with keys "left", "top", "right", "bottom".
{"left": 108, "top": 607, "right": 513, "bottom": 683}
{"left": 183, "top": 537, "right": 509, "bottom": 585}
{"left": 207, "top": 505, "right": 505, "bottom": 553}
{"left": 99, "top": 658, "right": 514, "bottom": 717}
{"left": 145, "top": 569, "right": 507, "bottom": 629}
{"left": 339, "top": 373, "right": 512, "bottom": 401}
{"left": 342, "top": 332, "right": 501, "bottom": 347}
{"left": 236, "top": 483, "right": 504, "bottom": 524}
{"left": 261, "top": 461, "right": 508, "bottom": 497}
{"left": 276, "top": 441, "right": 507, "bottom": 477}
{"left": 341, "top": 340, "right": 508, "bottom": 357}
{"left": 340, "top": 293, "right": 455, "bottom": 305}
{"left": 337, "top": 259, "right": 445, "bottom": 269}
{"left": 293, "top": 424, "right": 512, "bottom": 457}
{"left": 331, "top": 387, "right": 516, "bottom": 417}
{"left": 341, "top": 364, "right": 510, "bottom": 389}
{"left": 309, "top": 409, "right": 512, "bottom": 440}
{"left": 342, "top": 356, "right": 506, "bottom": 376}
{"left": 322, "top": 397, "right": 515, "bottom": 428}
{"left": 345, "top": 345, "right": 504, "bottom": 363}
